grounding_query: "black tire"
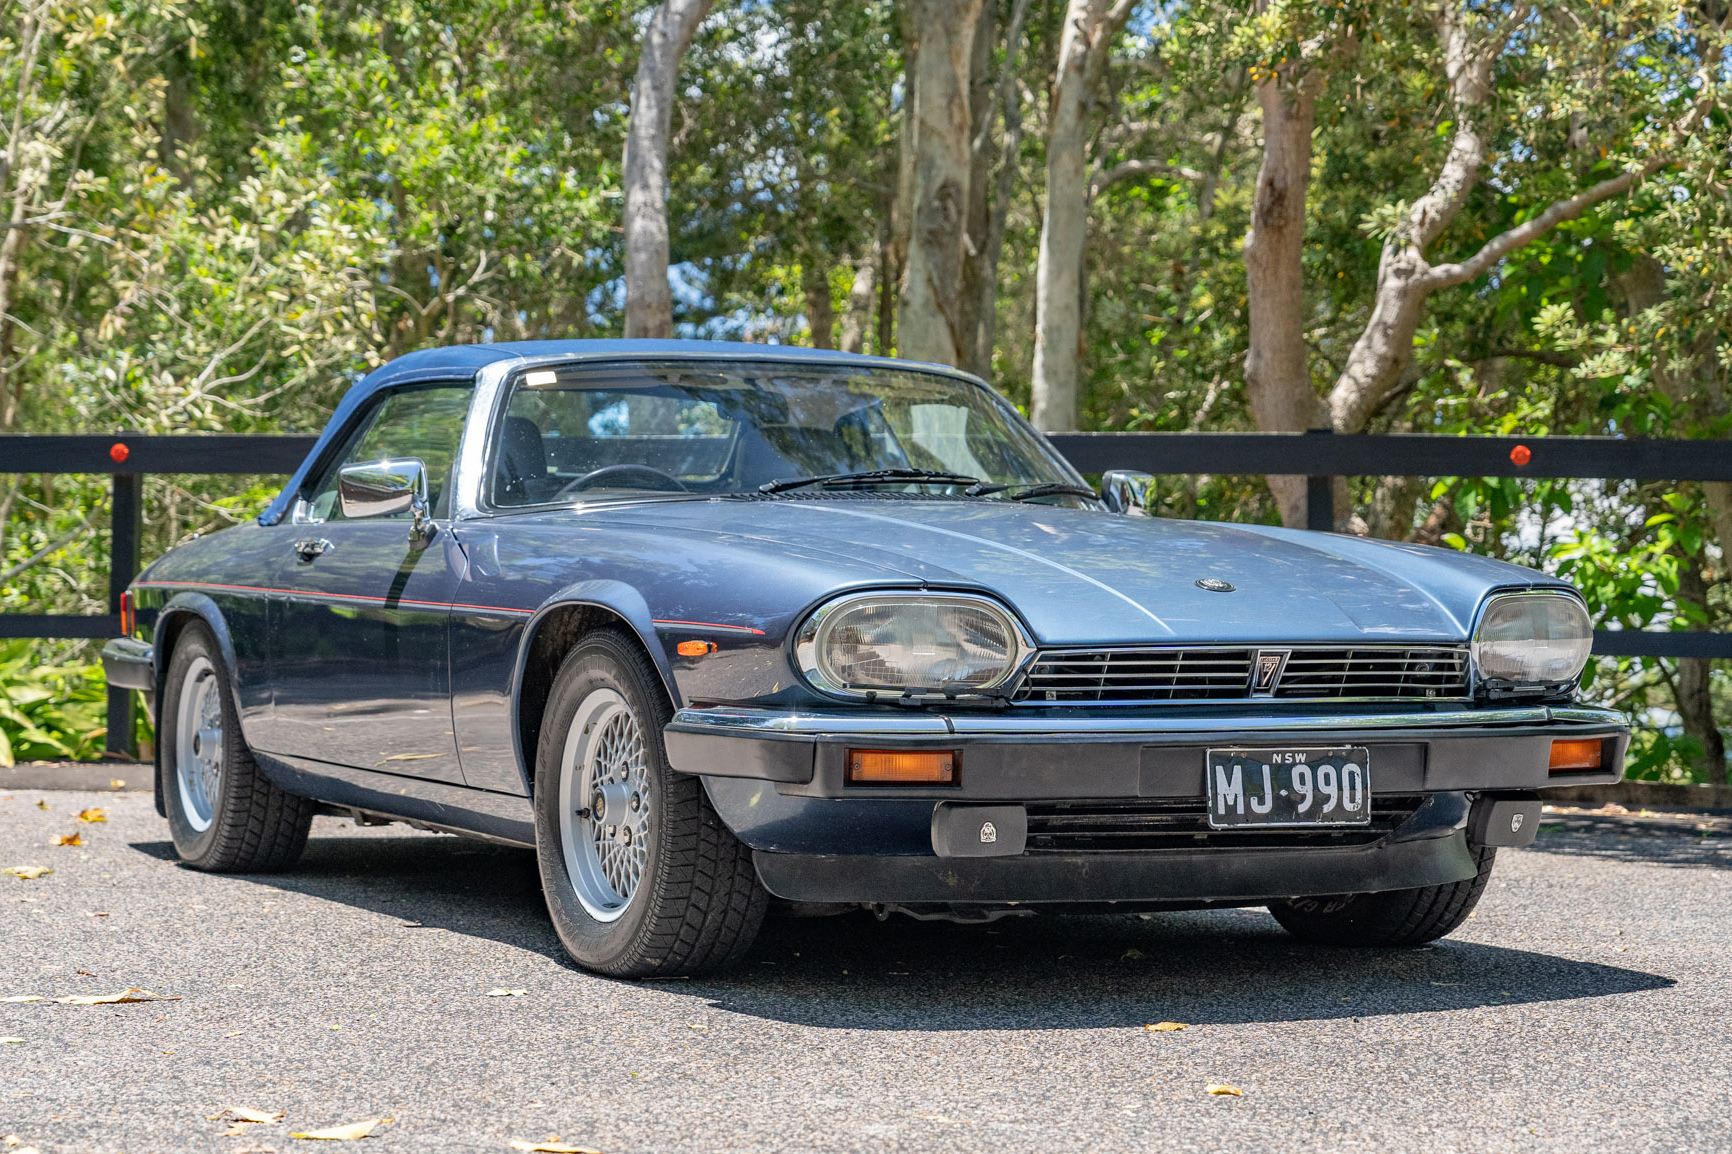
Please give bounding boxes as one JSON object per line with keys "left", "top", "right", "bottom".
{"left": 160, "top": 622, "right": 313, "bottom": 871}
{"left": 1268, "top": 845, "right": 1497, "bottom": 947}
{"left": 533, "top": 629, "right": 767, "bottom": 977}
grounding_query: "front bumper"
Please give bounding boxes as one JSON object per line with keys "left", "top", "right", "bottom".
{"left": 665, "top": 704, "right": 1626, "bottom": 904}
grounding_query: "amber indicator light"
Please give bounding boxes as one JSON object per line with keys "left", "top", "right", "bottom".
{"left": 675, "top": 639, "right": 717, "bottom": 657}
{"left": 119, "top": 590, "right": 134, "bottom": 636}
{"left": 847, "top": 749, "right": 957, "bottom": 786}
{"left": 1548, "top": 738, "right": 1603, "bottom": 772}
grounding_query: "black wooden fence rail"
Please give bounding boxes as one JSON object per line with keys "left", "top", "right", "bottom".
{"left": 1, "top": 430, "right": 1729, "bottom": 757}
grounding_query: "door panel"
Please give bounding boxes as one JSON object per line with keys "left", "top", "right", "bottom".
{"left": 260, "top": 522, "right": 465, "bottom": 782}
{"left": 255, "top": 381, "right": 475, "bottom": 783}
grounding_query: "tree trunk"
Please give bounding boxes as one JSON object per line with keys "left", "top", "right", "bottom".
{"left": 621, "top": 0, "right": 713, "bottom": 340}
{"left": 1242, "top": 60, "right": 1326, "bottom": 527}
{"left": 839, "top": 243, "right": 878, "bottom": 355}
{"left": 1675, "top": 566, "right": 1729, "bottom": 784}
{"left": 803, "top": 259, "right": 834, "bottom": 349}
{"left": 957, "top": 3, "right": 996, "bottom": 379}
{"left": 159, "top": 37, "right": 198, "bottom": 187}
{"left": 897, "top": 0, "right": 984, "bottom": 367}
{"left": 0, "top": 4, "right": 47, "bottom": 431}
{"left": 1030, "top": 0, "right": 1130, "bottom": 431}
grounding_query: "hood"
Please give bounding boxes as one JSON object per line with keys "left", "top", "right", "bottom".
{"left": 581, "top": 498, "right": 1571, "bottom": 646}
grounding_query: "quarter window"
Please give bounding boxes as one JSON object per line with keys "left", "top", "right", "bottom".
{"left": 300, "top": 385, "right": 473, "bottom": 523}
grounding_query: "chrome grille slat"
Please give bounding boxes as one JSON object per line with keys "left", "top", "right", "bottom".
{"left": 1014, "top": 645, "right": 1469, "bottom": 704}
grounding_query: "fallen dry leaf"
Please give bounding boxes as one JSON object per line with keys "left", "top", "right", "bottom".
{"left": 35, "top": 800, "right": 48, "bottom": 810}
{"left": 2, "top": 1134, "right": 19, "bottom": 1146}
{"left": 0, "top": 1038, "right": 23, "bottom": 1044}
{"left": 484, "top": 988, "right": 528, "bottom": 997}
{"left": 108, "top": 779, "right": 126, "bottom": 791}
{"left": 1, "top": 996, "right": 44, "bottom": 1003}
{"left": 1205, "top": 1083, "right": 1244, "bottom": 1097}
{"left": 508, "top": 1141, "right": 602, "bottom": 1153}
{"left": 49, "top": 833, "right": 83, "bottom": 847}
{"left": 290, "top": 1118, "right": 391, "bottom": 1141}
{"left": 208, "top": 1107, "right": 284, "bottom": 1125}
{"left": 75, "top": 808, "right": 106, "bottom": 823}
{"left": 3, "top": 866, "right": 51, "bottom": 880}
{"left": 1121, "top": 948, "right": 1145, "bottom": 960}
{"left": 1145, "top": 1022, "right": 1187, "bottom": 1032}
{"left": 53, "top": 989, "right": 180, "bottom": 1005}
{"left": 226, "top": 1031, "right": 245, "bottom": 1037}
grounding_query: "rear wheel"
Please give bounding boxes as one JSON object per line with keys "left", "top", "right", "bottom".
{"left": 161, "top": 623, "right": 313, "bottom": 871}
{"left": 534, "top": 629, "right": 767, "bottom": 977}
{"left": 1268, "top": 846, "right": 1496, "bottom": 947}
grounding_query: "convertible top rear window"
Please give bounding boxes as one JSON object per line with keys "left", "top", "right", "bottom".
{"left": 488, "top": 360, "right": 1072, "bottom": 507}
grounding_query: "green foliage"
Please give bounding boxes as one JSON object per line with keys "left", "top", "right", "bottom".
{"left": 0, "top": 640, "right": 109, "bottom": 765}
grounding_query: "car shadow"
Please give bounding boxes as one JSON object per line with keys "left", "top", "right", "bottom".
{"left": 130, "top": 831, "right": 565, "bottom": 961}
{"left": 695, "top": 908, "right": 1673, "bottom": 1030}
{"left": 128, "top": 831, "right": 1674, "bottom": 1030}
{"left": 1524, "top": 819, "right": 1732, "bottom": 871}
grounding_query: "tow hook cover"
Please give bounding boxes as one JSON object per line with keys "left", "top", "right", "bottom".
{"left": 1469, "top": 795, "right": 1542, "bottom": 848}
{"left": 931, "top": 803, "right": 1027, "bottom": 858}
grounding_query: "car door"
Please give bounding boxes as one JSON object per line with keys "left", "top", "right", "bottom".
{"left": 257, "top": 383, "right": 474, "bottom": 784}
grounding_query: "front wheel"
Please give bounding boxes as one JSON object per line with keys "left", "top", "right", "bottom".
{"left": 1268, "top": 845, "right": 1497, "bottom": 947}
{"left": 160, "top": 622, "right": 313, "bottom": 871}
{"left": 533, "top": 629, "right": 767, "bottom": 977}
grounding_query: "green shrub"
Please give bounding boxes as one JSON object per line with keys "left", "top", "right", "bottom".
{"left": 0, "top": 640, "right": 109, "bottom": 765}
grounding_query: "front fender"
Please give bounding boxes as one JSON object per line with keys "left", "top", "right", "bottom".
{"left": 508, "top": 579, "right": 683, "bottom": 794}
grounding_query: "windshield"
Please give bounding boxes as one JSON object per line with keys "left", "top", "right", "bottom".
{"left": 488, "top": 359, "right": 1080, "bottom": 506}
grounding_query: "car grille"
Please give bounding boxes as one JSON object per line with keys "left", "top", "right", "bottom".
{"left": 1011, "top": 645, "right": 1470, "bottom": 704}
{"left": 1023, "top": 796, "right": 1426, "bottom": 854}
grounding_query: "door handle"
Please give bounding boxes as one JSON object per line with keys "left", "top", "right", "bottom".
{"left": 292, "top": 537, "right": 333, "bottom": 562}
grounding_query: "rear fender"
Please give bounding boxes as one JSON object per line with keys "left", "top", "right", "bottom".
{"left": 149, "top": 593, "right": 248, "bottom": 818}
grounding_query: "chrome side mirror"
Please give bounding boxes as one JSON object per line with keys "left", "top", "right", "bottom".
{"left": 338, "top": 458, "right": 434, "bottom": 546}
{"left": 1100, "top": 469, "right": 1155, "bottom": 516}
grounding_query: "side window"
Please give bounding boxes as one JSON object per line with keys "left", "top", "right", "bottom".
{"left": 300, "top": 385, "right": 474, "bottom": 523}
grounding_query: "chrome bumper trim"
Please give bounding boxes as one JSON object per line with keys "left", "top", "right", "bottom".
{"left": 668, "top": 703, "right": 1625, "bottom": 739}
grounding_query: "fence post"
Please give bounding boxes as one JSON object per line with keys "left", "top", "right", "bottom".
{"left": 105, "top": 470, "right": 142, "bottom": 758}
{"left": 1305, "top": 428, "right": 1334, "bottom": 532}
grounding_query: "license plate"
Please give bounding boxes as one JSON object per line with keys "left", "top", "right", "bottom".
{"left": 1205, "top": 747, "right": 1372, "bottom": 829}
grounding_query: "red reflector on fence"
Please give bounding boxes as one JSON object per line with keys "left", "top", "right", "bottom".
{"left": 1510, "top": 444, "right": 1532, "bottom": 467}
{"left": 109, "top": 442, "right": 129, "bottom": 464}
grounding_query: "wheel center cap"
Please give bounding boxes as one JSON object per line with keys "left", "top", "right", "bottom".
{"left": 593, "top": 781, "right": 632, "bottom": 824}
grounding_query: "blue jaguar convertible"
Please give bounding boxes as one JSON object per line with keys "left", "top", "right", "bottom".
{"left": 103, "top": 340, "right": 1626, "bottom": 976}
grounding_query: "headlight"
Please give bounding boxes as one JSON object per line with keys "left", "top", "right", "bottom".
{"left": 1472, "top": 591, "right": 1592, "bottom": 687}
{"left": 795, "top": 592, "right": 1024, "bottom": 697}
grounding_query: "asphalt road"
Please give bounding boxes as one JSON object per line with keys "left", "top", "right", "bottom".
{"left": 3, "top": 790, "right": 1730, "bottom": 1154}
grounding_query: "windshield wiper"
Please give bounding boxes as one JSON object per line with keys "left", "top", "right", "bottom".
{"left": 758, "top": 468, "right": 982, "bottom": 495}
{"left": 963, "top": 481, "right": 1100, "bottom": 502}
